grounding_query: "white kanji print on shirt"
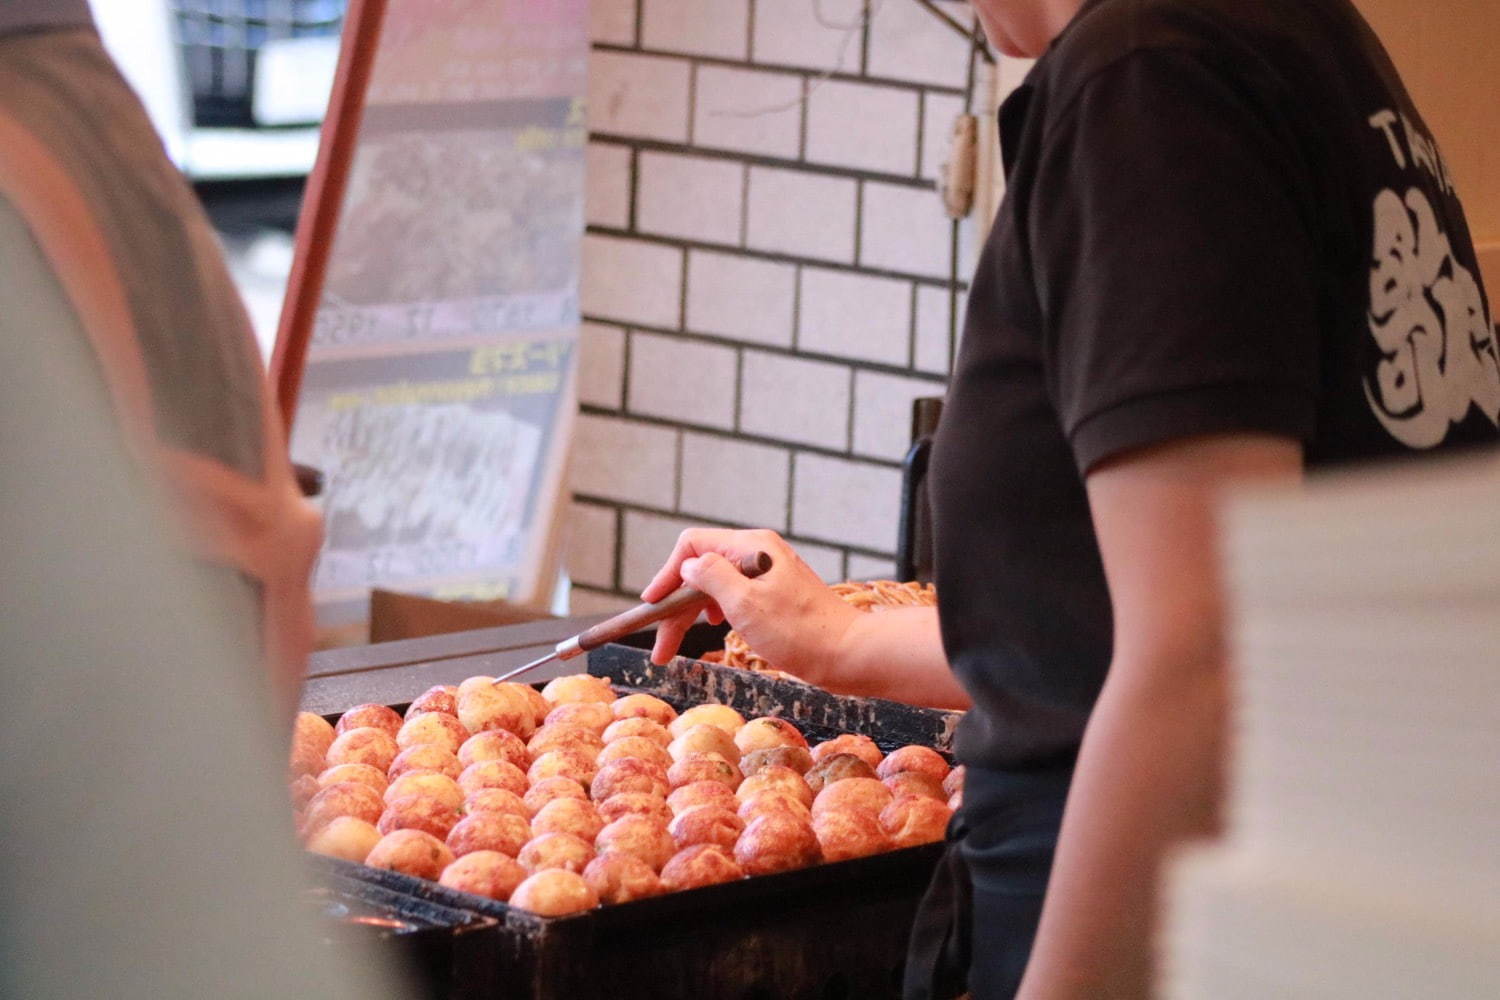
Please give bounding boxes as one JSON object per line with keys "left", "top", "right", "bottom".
{"left": 1364, "top": 110, "right": 1500, "bottom": 449}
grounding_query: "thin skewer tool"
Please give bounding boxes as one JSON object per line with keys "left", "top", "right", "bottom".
{"left": 492, "top": 551, "right": 773, "bottom": 685}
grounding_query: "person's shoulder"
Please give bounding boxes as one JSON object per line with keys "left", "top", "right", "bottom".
{"left": 1031, "top": 0, "right": 1338, "bottom": 114}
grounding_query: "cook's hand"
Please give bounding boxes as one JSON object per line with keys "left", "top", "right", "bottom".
{"left": 641, "top": 528, "right": 860, "bottom": 679}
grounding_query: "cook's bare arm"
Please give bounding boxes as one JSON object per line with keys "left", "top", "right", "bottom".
{"left": 642, "top": 528, "right": 967, "bottom": 709}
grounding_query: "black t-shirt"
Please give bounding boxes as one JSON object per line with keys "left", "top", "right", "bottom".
{"left": 931, "top": 0, "right": 1500, "bottom": 772}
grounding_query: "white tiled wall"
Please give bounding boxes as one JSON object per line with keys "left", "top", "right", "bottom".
{"left": 571, "top": 0, "right": 992, "bottom": 609}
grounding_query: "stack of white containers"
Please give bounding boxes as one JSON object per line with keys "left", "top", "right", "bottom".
{"left": 1162, "top": 454, "right": 1500, "bottom": 998}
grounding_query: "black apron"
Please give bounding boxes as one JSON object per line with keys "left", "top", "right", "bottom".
{"left": 904, "top": 759, "right": 1075, "bottom": 1000}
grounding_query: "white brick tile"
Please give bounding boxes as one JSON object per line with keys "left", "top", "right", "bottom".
{"left": 860, "top": 181, "right": 952, "bottom": 279}
{"left": 914, "top": 284, "right": 954, "bottom": 375}
{"left": 919, "top": 92, "right": 967, "bottom": 181}
{"left": 752, "top": 0, "right": 864, "bottom": 70}
{"left": 627, "top": 332, "right": 738, "bottom": 429}
{"left": 585, "top": 142, "right": 631, "bottom": 229}
{"left": 789, "top": 540, "right": 845, "bottom": 583}
{"left": 791, "top": 454, "right": 901, "bottom": 552}
{"left": 692, "top": 65, "right": 803, "bottom": 159}
{"left": 570, "top": 587, "right": 638, "bottom": 615}
{"left": 570, "top": 413, "right": 679, "bottom": 508}
{"left": 685, "top": 250, "right": 795, "bottom": 348}
{"left": 590, "top": 0, "right": 637, "bottom": 46}
{"left": 738, "top": 350, "right": 849, "bottom": 450}
{"left": 578, "top": 322, "right": 626, "bottom": 409}
{"left": 805, "top": 80, "right": 919, "bottom": 176}
{"left": 641, "top": 0, "right": 748, "bottom": 59}
{"left": 566, "top": 502, "right": 617, "bottom": 588}
{"left": 679, "top": 433, "right": 790, "bottom": 529}
{"left": 846, "top": 554, "right": 897, "bottom": 581}
{"left": 745, "top": 167, "right": 856, "bottom": 264}
{"left": 797, "top": 266, "right": 911, "bottom": 366}
{"left": 635, "top": 151, "right": 744, "bottom": 245}
{"left": 852, "top": 370, "right": 946, "bottom": 461}
{"left": 866, "top": 0, "right": 973, "bottom": 89}
{"left": 588, "top": 51, "right": 690, "bottom": 142}
{"left": 621, "top": 510, "right": 701, "bottom": 592}
{"left": 582, "top": 233, "right": 683, "bottom": 328}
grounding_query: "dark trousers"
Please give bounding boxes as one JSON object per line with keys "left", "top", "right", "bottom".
{"left": 904, "top": 759, "right": 1075, "bottom": 1000}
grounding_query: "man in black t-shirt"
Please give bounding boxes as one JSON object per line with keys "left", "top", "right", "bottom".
{"left": 642, "top": 1, "right": 1498, "bottom": 997}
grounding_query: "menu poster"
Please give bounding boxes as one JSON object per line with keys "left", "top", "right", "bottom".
{"left": 289, "top": 0, "right": 587, "bottom": 626}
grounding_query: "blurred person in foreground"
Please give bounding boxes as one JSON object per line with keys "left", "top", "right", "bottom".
{"left": 0, "top": 0, "right": 321, "bottom": 719}
{"left": 641, "top": 0, "right": 1498, "bottom": 997}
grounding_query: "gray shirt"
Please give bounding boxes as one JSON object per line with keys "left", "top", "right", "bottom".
{"left": 0, "top": 0, "right": 93, "bottom": 35}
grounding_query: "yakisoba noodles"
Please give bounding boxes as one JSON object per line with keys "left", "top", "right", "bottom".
{"left": 717, "top": 580, "right": 937, "bottom": 676}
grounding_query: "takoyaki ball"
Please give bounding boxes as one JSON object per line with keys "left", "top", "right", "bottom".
{"left": 540, "top": 673, "right": 617, "bottom": 707}
{"left": 942, "top": 764, "right": 966, "bottom": 799}
{"left": 288, "top": 741, "right": 326, "bottom": 779}
{"left": 518, "top": 831, "right": 596, "bottom": 875}
{"left": 396, "top": 712, "right": 467, "bottom": 755}
{"left": 875, "top": 745, "right": 950, "bottom": 784}
{"left": 305, "top": 816, "right": 381, "bottom": 863}
{"left": 668, "top": 805, "right": 745, "bottom": 852}
{"left": 317, "top": 762, "right": 388, "bottom": 795}
{"left": 325, "top": 726, "right": 399, "bottom": 772}
{"left": 404, "top": 685, "right": 458, "bottom": 720}
{"left": 456, "top": 684, "right": 531, "bottom": 740}
{"left": 809, "top": 733, "right": 883, "bottom": 771}
{"left": 804, "top": 753, "right": 877, "bottom": 794}
{"left": 462, "top": 787, "right": 529, "bottom": 820}
{"left": 388, "top": 743, "right": 463, "bottom": 781}
{"left": 531, "top": 797, "right": 605, "bottom": 843}
{"left": 383, "top": 771, "right": 464, "bottom": 812}
{"left": 668, "top": 703, "right": 745, "bottom": 739}
{"left": 508, "top": 869, "right": 598, "bottom": 916}
{"left": 668, "top": 724, "right": 741, "bottom": 765}
{"left": 514, "top": 683, "right": 552, "bottom": 729}
{"left": 302, "top": 781, "right": 384, "bottom": 834}
{"left": 335, "top": 703, "right": 403, "bottom": 739}
{"left": 594, "top": 815, "right": 676, "bottom": 872}
{"left": 733, "top": 717, "right": 808, "bottom": 756}
{"left": 737, "top": 765, "right": 813, "bottom": 807}
{"left": 597, "top": 792, "right": 674, "bottom": 826}
{"left": 736, "top": 790, "right": 813, "bottom": 824}
{"left": 294, "top": 711, "right": 337, "bottom": 757}
{"left": 526, "top": 748, "right": 598, "bottom": 789}
{"left": 527, "top": 724, "right": 605, "bottom": 759}
{"left": 365, "top": 829, "right": 453, "bottom": 881}
{"left": 667, "top": 780, "right": 739, "bottom": 816}
{"left": 602, "top": 716, "right": 672, "bottom": 748}
{"left": 667, "top": 752, "right": 742, "bottom": 791}
{"left": 610, "top": 692, "right": 678, "bottom": 728}
{"left": 377, "top": 794, "right": 461, "bottom": 840}
{"left": 458, "top": 759, "right": 529, "bottom": 798}
{"left": 523, "top": 776, "right": 588, "bottom": 816}
{"left": 583, "top": 853, "right": 665, "bottom": 905}
{"left": 733, "top": 813, "right": 822, "bottom": 876}
{"left": 878, "top": 796, "right": 952, "bottom": 848}
{"left": 739, "top": 745, "right": 814, "bottom": 778}
{"left": 455, "top": 675, "right": 498, "bottom": 701}
{"left": 810, "top": 777, "right": 893, "bottom": 820}
{"left": 439, "top": 850, "right": 525, "bottom": 901}
{"left": 289, "top": 774, "right": 320, "bottom": 811}
{"left": 883, "top": 771, "right": 946, "bottom": 802}
{"left": 543, "top": 701, "right": 614, "bottom": 735}
{"left": 812, "top": 808, "right": 891, "bottom": 862}
{"left": 457, "top": 729, "right": 530, "bottom": 771}
{"left": 595, "top": 736, "right": 672, "bottom": 771}
{"left": 446, "top": 811, "right": 531, "bottom": 857}
{"left": 660, "top": 844, "right": 743, "bottom": 891}
{"left": 590, "top": 757, "right": 670, "bottom": 801}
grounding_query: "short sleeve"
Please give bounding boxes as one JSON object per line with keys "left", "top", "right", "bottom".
{"left": 1030, "top": 48, "right": 1322, "bottom": 473}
